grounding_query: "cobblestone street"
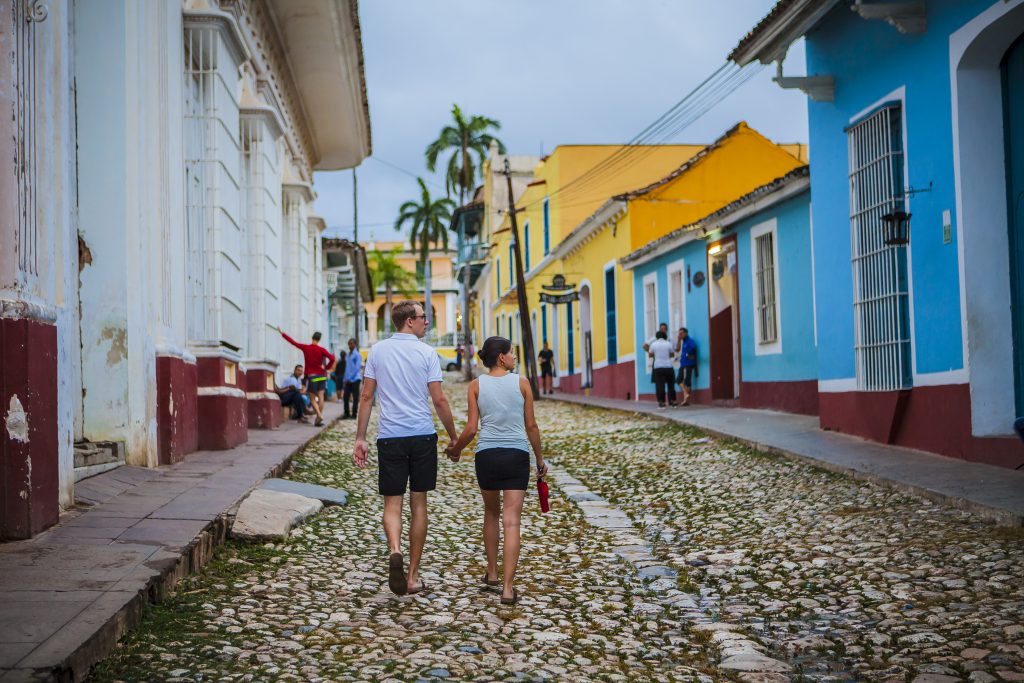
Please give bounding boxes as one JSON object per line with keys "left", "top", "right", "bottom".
{"left": 90, "top": 383, "right": 1024, "bottom": 683}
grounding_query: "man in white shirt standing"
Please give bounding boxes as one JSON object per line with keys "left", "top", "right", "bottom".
{"left": 353, "top": 301, "right": 458, "bottom": 596}
{"left": 648, "top": 329, "right": 677, "bottom": 408}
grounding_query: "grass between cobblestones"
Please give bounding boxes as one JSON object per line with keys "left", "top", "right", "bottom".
{"left": 88, "top": 384, "right": 722, "bottom": 682}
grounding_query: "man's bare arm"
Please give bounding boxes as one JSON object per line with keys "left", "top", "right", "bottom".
{"left": 427, "top": 382, "right": 457, "bottom": 441}
{"left": 352, "top": 378, "right": 376, "bottom": 468}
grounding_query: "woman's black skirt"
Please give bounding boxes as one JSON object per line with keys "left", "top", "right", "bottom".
{"left": 475, "top": 447, "right": 530, "bottom": 491}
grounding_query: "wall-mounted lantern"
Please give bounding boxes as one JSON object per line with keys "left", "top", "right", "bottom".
{"left": 881, "top": 209, "right": 911, "bottom": 246}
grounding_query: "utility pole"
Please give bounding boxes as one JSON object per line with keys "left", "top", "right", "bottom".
{"left": 352, "top": 168, "right": 360, "bottom": 348}
{"left": 503, "top": 158, "right": 540, "bottom": 399}
{"left": 461, "top": 217, "right": 473, "bottom": 382}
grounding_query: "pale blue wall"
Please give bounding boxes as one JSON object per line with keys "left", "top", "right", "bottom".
{"left": 632, "top": 240, "right": 711, "bottom": 397}
{"left": 805, "top": 0, "right": 991, "bottom": 380}
{"left": 632, "top": 190, "right": 817, "bottom": 397}
{"left": 735, "top": 191, "right": 818, "bottom": 382}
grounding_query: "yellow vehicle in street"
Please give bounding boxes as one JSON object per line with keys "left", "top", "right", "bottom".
{"left": 435, "top": 346, "right": 460, "bottom": 371}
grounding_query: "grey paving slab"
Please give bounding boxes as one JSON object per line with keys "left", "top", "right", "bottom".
{"left": 115, "top": 518, "right": 210, "bottom": 546}
{"left": 260, "top": 478, "right": 348, "bottom": 504}
{"left": 550, "top": 393, "right": 1024, "bottom": 525}
{"left": 0, "top": 643, "right": 37, "bottom": 669}
{"left": 0, "top": 602, "right": 92, "bottom": 643}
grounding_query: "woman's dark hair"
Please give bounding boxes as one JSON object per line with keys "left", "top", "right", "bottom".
{"left": 478, "top": 336, "right": 512, "bottom": 368}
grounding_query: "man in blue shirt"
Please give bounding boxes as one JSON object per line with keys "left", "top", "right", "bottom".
{"left": 278, "top": 364, "right": 310, "bottom": 423}
{"left": 676, "top": 327, "right": 698, "bottom": 406}
{"left": 342, "top": 338, "right": 363, "bottom": 420}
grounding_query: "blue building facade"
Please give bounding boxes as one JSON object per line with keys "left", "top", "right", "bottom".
{"left": 731, "top": 0, "right": 1024, "bottom": 468}
{"left": 623, "top": 168, "right": 818, "bottom": 414}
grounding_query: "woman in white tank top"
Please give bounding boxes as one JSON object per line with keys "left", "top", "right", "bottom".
{"left": 447, "top": 336, "right": 547, "bottom": 605}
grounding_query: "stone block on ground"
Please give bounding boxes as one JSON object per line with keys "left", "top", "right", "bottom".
{"left": 260, "top": 478, "right": 349, "bottom": 505}
{"left": 231, "top": 489, "right": 322, "bottom": 541}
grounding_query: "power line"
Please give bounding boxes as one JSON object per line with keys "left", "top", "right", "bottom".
{"left": 369, "top": 156, "right": 446, "bottom": 190}
{"left": 514, "top": 61, "right": 765, "bottom": 214}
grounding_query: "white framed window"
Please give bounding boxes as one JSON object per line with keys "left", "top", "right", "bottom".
{"left": 848, "top": 101, "right": 912, "bottom": 391}
{"left": 642, "top": 272, "right": 659, "bottom": 340}
{"left": 750, "top": 219, "right": 782, "bottom": 355}
{"left": 666, "top": 259, "right": 686, "bottom": 336}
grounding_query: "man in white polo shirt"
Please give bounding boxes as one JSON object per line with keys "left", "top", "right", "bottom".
{"left": 353, "top": 300, "right": 458, "bottom": 596}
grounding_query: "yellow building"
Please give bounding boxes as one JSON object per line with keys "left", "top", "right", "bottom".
{"left": 471, "top": 123, "right": 807, "bottom": 401}
{"left": 478, "top": 144, "right": 705, "bottom": 392}
{"left": 364, "top": 239, "right": 459, "bottom": 345}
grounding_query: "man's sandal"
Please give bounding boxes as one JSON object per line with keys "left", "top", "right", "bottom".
{"left": 500, "top": 588, "right": 519, "bottom": 605}
{"left": 388, "top": 552, "right": 407, "bottom": 596}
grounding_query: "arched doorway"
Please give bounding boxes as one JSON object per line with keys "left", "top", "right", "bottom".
{"left": 579, "top": 283, "right": 593, "bottom": 388}
{"left": 952, "top": 2, "right": 1024, "bottom": 435}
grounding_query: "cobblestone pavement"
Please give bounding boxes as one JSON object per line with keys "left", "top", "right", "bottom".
{"left": 89, "top": 384, "right": 719, "bottom": 683}
{"left": 88, "top": 384, "right": 1024, "bottom": 683}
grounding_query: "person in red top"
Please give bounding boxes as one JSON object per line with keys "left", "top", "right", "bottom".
{"left": 278, "top": 326, "right": 336, "bottom": 426}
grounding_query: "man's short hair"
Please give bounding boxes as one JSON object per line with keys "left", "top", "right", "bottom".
{"left": 348, "top": 338, "right": 357, "bottom": 345}
{"left": 659, "top": 322, "right": 668, "bottom": 329}
{"left": 680, "top": 327, "right": 688, "bottom": 334}
{"left": 655, "top": 330, "right": 668, "bottom": 340}
{"left": 312, "top": 331, "right": 322, "bottom": 342}
{"left": 391, "top": 300, "right": 421, "bottom": 330}
{"left": 294, "top": 365, "right": 303, "bottom": 372}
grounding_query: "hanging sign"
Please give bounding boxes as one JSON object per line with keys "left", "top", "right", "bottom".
{"left": 540, "top": 291, "right": 579, "bottom": 304}
{"left": 542, "top": 274, "right": 576, "bottom": 291}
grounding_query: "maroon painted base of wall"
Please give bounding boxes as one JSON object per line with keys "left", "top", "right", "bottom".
{"left": 245, "top": 369, "right": 282, "bottom": 430}
{"left": 556, "top": 362, "right": 636, "bottom": 401}
{"left": 741, "top": 380, "right": 819, "bottom": 416}
{"left": 156, "top": 355, "right": 198, "bottom": 465}
{"left": 820, "top": 383, "right": 1024, "bottom": 470}
{"left": 196, "top": 355, "right": 248, "bottom": 451}
{"left": 197, "top": 395, "right": 249, "bottom": 450}
{"left": 1, "top": 316, "right": 59, "bottom": 540}
{"left": 557, "top": 373, "right": 581, "bottom": 394}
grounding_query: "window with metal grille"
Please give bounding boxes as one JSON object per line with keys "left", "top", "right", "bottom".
{"left": 753, "top": 231, "right": 779, "bottom": 344}
{"left": 848, "top": 103, "right": 912, "bottom": 391}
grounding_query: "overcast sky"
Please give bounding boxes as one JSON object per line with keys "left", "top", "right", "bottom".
{"left": 313, "top": 1, "right": 808, "bottom": 242}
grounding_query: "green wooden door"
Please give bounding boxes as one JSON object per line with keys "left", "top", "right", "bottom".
{"left": 1004, "top": 34, "right": 1024, "bottom": 416}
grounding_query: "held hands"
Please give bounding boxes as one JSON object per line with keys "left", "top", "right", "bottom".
{"left": 353, "top": 439, "right": 369, "bottom": 469}
{"left": 444, "top": 443, "right": 461, "bottom": 462}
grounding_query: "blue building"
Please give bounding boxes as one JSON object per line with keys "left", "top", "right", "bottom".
{"left": 621, "top": 167, "right": 818, "bottom": 414}
{"left": 730, "top": 0, "right": 1024, "bottom": 469}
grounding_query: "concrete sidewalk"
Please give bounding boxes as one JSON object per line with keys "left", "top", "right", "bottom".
{"left": 0, "top": 402, "right": 343, "bottom": 683}
{"left": 549, "top": 393, "right": 1024, "bottom": 527}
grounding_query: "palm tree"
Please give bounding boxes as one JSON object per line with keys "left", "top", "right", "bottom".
{"left": 425, "top": 104, "right": 506, "bottom": 205}
{"left": 395, "top": 178, "right": 456, "bottom": 332}
{"left": 369, "top": 247, "right": 418, "bottom": 336}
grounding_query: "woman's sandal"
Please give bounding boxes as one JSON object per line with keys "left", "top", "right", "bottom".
{"left": 483, "top": 574, "right": 501, "bottom": 588}
{"left": 407, "top": 579, "right": 428, "bottom": 595}
{"left": 500, "top": 588, "right": 519, "bottom": 605}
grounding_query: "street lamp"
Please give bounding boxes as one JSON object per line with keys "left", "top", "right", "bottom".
{"left": 881, "top": 209, "right": 911, "bottom": 246}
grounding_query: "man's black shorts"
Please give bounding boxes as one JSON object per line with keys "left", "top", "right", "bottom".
{"left": 306, "top": 374, "right": 328, "bottom": 393}
{"left": 677, "top": 366, "right": 694, "bottom": 388}
{"left": 540, "top": 363, "right": 553, "bottom": 378}
{"left": 377, "top": 433, "right": 438, "bottom": 496}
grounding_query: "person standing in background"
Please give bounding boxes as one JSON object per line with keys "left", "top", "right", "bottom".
{"left": 342, "top": 338, "right": 362, "bottom": 420}
{"left": 648, "top": 330, "right": 676, "bottom": 408}
{"left": 278, "top": 327, "right": 336, "bottom": 427}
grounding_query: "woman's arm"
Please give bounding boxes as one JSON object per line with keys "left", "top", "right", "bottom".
{"left": 520, "top": 378, "right": 547, "bottom": 476}
{"left": 449, "top": 380, "right": 480, "bottom": 455}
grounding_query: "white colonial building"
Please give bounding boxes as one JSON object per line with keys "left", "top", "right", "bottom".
{"left": 0, "top": 0, "right": 371, "bottom": 540}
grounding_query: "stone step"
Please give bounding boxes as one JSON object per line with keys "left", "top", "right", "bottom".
{"left": 73, "top": 440, "right": 125, "bottom": 469}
